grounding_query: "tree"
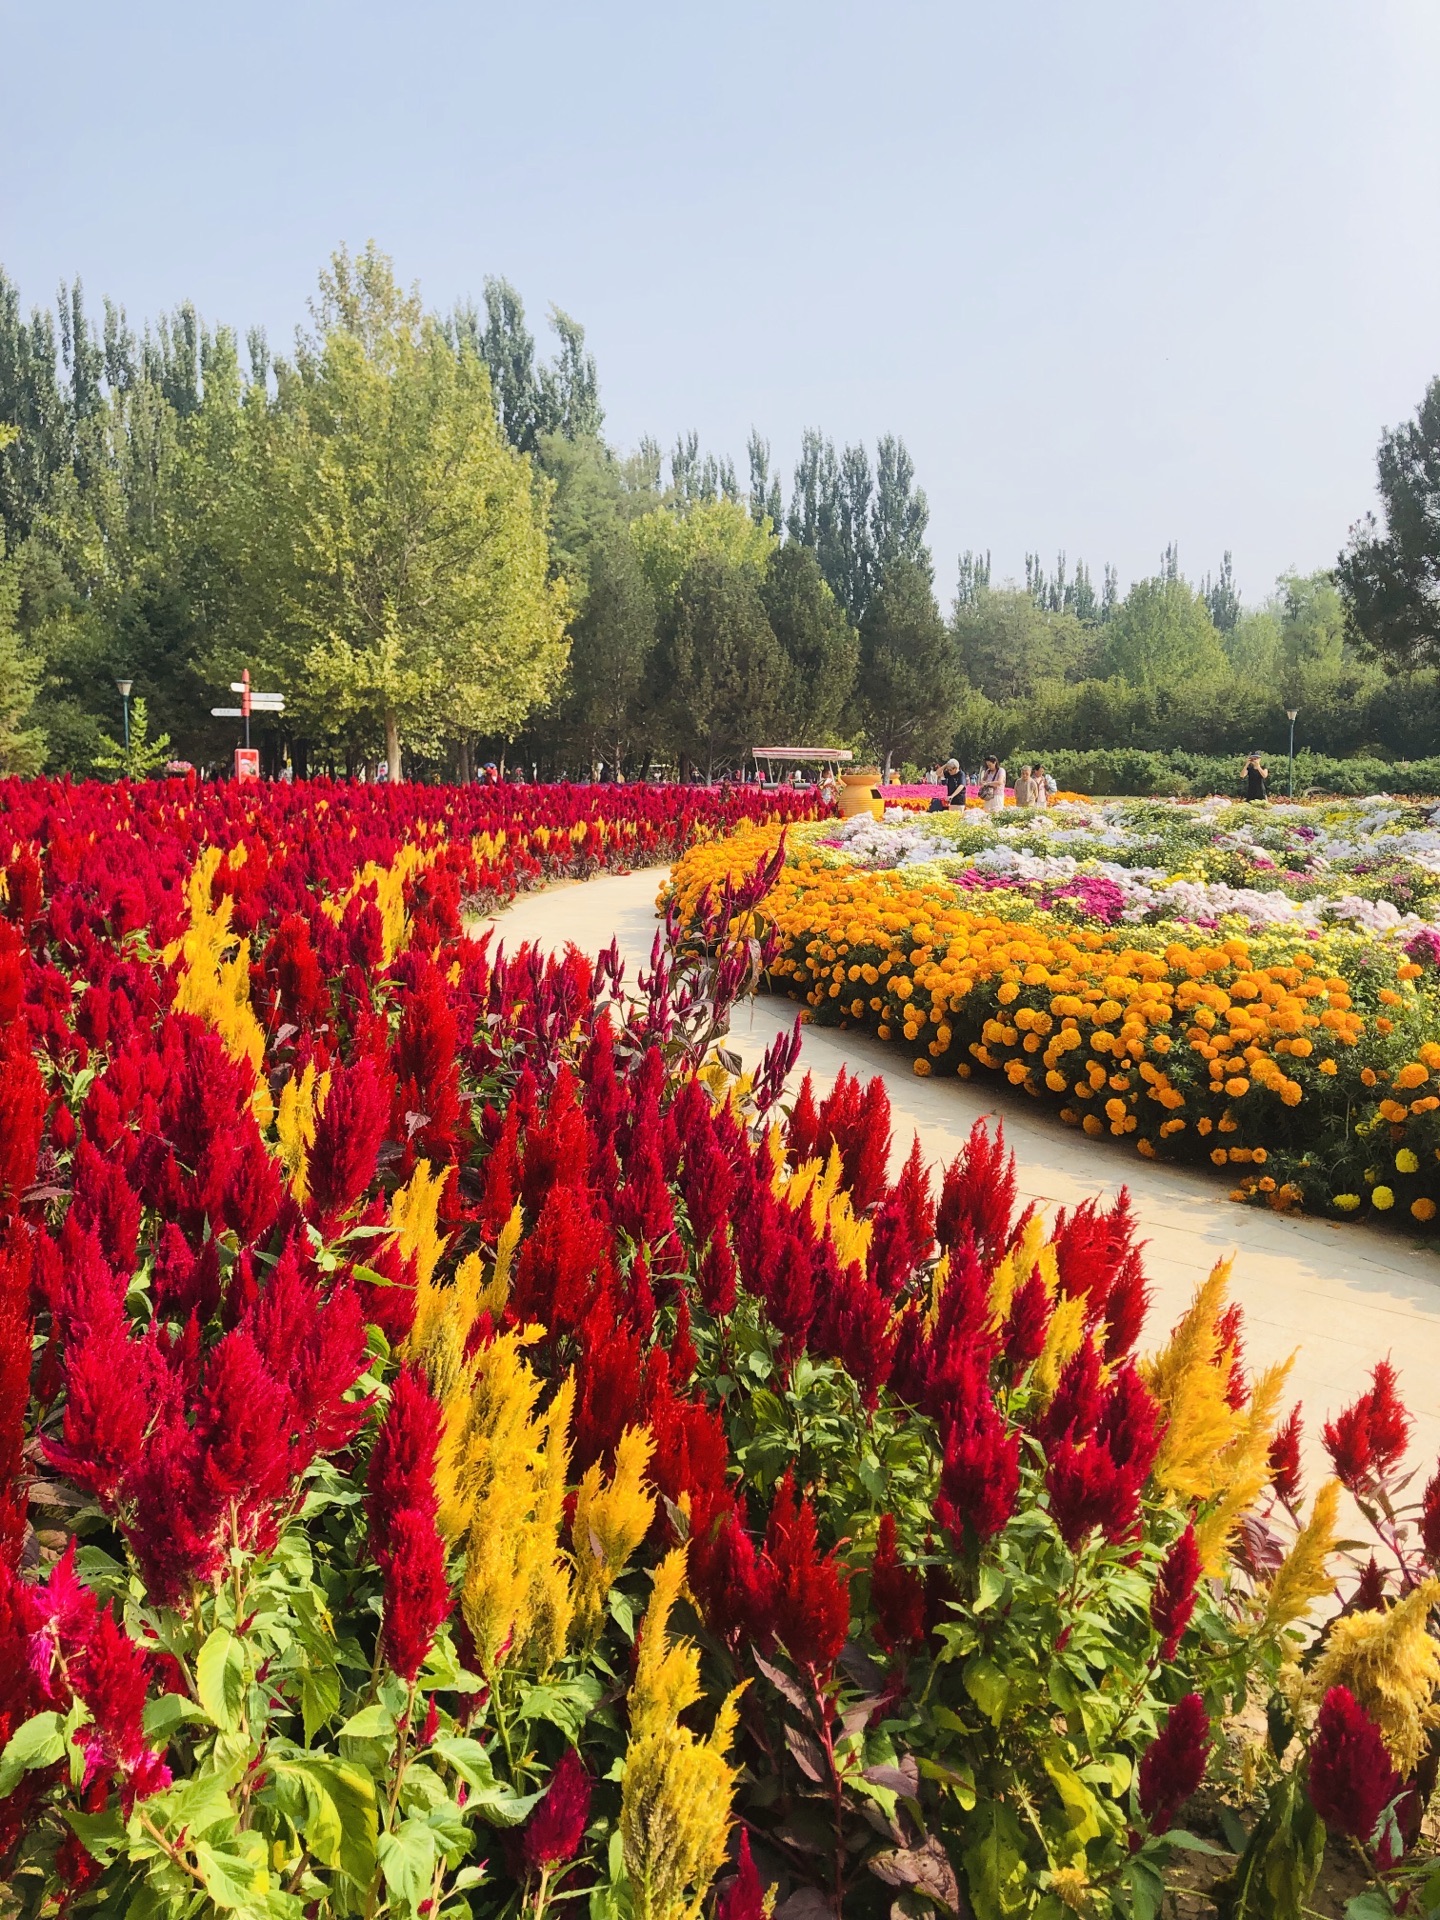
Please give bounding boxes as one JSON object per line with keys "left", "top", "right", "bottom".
{"left": 871, "top": 435, "right": 931, "bottom": 580}
{"left": 0, "top": 531, "right": 44, "bottom": 774}
{"left": 92, "top": 694, "right": 170, "bottom": 779}
{"left": 258, "top": 248, "right": 567, "bottom": 781}
{"left": 760, "top": 543, "right": 858, "bottom": 742}
{"left": 562, "top": 524, "right": 656, "bottom": 772}
{"left": 1099, "top": 576, "right": 1228, "bottom": 689}
{"left": 658, "top": 553, "right": 789, "bottom": 777}
{"left": 449, "top": 280, "right": 603, "bottom": 453}
{"left": 1203, "top": 551, "right": 1240, "bottom": 632}
{"left": 952, "top": 589, "right": 1095, "bottom": 703}
{"left": 629, "top": 497, "right": 773, "bottom": 622}
{"left": 747, "top": 431, "right": 781, "bottom": 531}
{"left": 854, "top": 558, "right": 961, "bottom": 774}
{"left": 1338, "top": 378, "right": 1440, "bottom": 668}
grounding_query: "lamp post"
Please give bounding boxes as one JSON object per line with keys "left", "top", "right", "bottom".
{"left": 1285, "top": 706, "right": 1299, "bottom": 799}
{"left": 116, "top": 679, "right": 133, "bottom": 753}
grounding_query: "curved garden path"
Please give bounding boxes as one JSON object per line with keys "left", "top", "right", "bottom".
{"left": 483, "top": 869, "right": 1440, "bottom": 1483}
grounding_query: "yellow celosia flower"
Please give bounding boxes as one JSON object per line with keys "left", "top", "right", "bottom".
{"left": 1261, "top": 1480, "right": 1340, "bottom": 1633}
{"left": 1192, "top": 1357, "right": 1293, "bottom": 1573}
{"left": 1307, "top": 1578, "right": 1440, "bottom": 1772}
{"left": 275, "top": 1061, "right": 330, "bottom": 1201}
{"left": 572, "top": 1426, "right": 656, "bottom": 1644}
{"left": 1051, "top": 1865, "right": 1093, "bottom": 1914}
{"left": 1145, "top": 1261, "right": 1242, "bottom": 1503}
{"left": 1033, "top": 1298, "right": 1087, "bottom": 1404}
{"left": 169, "top": 846, "right": 270, "bottom": 1118}
{"left": 621, "top": 1550, "right": 744, "bottom": 1920}
{"left": 390, "top": 1160, "right": 449, "bottom": 1293}
{"left": 439, "top": 1326, "right": 575, "bottom": 1677}
{"left": 407, "top": 1199, "right": 523, "bottom": 1397}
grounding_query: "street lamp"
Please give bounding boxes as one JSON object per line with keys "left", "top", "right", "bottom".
{"left": 116, "top": 679, "right": 134, "bottom": 753}
{"left": 1285, "top": 706, "right": 1299, "bottom": 799}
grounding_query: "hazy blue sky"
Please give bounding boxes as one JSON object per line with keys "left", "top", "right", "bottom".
{"left": 4, "top": 0, "right": 1439, "bottom": 606}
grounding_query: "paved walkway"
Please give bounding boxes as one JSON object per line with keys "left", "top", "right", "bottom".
{"left": 482, "top": 870, "right": 1440, "bottom": 1485}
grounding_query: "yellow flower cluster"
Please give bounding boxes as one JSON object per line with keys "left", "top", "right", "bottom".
{"left": 168, "top": 846, "right": 271, "bottom": 1119}
{"left": 667, "top": 827, "right": 1440, "bottom": 1219}
{"left": 1306, "top": 1577, "right": 1440, "bottom": 1772}
{"left": 620, "top": 1550, "right": 744, "bottom": 1920}
{"left": 1141, "top": 1260, "right": 1293, "bottom": 1572}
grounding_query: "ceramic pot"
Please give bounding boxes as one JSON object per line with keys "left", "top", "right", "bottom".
{"left": 836, "top": 767, "right": 884, "bottom": 820}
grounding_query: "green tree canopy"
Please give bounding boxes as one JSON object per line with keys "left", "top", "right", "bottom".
{"left": 855, "top": 558, "right": 961, "bottom": 773}
{"left": 252, "top": 247, "right": 567, "bottom": 779}
{"left": 760, "top": 543, "right": 858, "bottom": 743}
{"left": 1099, "top": 576, "right": 1228, "bottom": 689}
{"left": 657, "top": 552, "right": 789, "bottom": 777}
{"left": 629, "top": 497, "right": 774, "bottom": 622}
{"left": 0, "top": 536, "right": 44, "bottom": 775}
{"left": 1337, "top": 377, "right": 1440, "bottom": 668}
{"left": 952, "top": 587, "right": 1095, "bottom": 703}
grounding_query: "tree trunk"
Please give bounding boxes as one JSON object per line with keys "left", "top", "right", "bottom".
{"left": 457, "top": 737, "right": 472, "bottom": 785}
{"left": 385, "top": 711, "right": 402, "bottom": 784}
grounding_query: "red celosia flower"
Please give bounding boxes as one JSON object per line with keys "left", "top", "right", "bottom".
{"left": 1215, "top": 1301, "right": 1248, "bottom": 1410}
{"left": 866, "top": 1138, "right": 935, "bottom": 1294}
{"left": 785, "top": 1073, "right": 821, "bottom": 1165}
{"left": 1138, "top": 1692, "right": 1210, "bottom": 1833}
{"left": 1323, "top": 1361, "right": 1413, "bottom": 1493}
{"left": 519, "top": 1747, "right": 592, "bottom": 1873}
{"left": 1003, "top": 1271, "right": 1051, "bottom": 1376}
{"left": 1150, "top": 1525, "right": 1201, "bottom": 1662}
{"left": 1268, "top": 1404, "right": 1304, "bottom": 1506}
{"left": 811, "top": 1069, "right": 891, "bottom": 1214}
{"left": 1046, "top": 1436, "right": 1140, "bottom": 1550}
{"left": 510, "top": 1181, "right": 614, "bottom": 1342}
{"left": 869, "top": 1513, "right": 926, "bottom": 1654}
{"left": 1307, "top": 1686, "right": 1399, "bottom": 1843}
{"left": 936, "top": 1118, "right": 1016, "bottom": 1263}
{"left": 1421, "top": 1467, "right": 1440, "bottom": 1569}
{"left": 368, "top": 1367, "right": 450, "bottom": 1682}
{"left": 307, "top": 1056, "right": 391, "bottom": 1223}
{"left": 1351, "top": 1557, "right": 1389, "bottom": 1613}
{"left": 690, "top": 1500, "right": 776, "bottom": 1652}
{"left": 765, "top": 1474, "right": 850, "bottom": 1675}
{"left": 717, "top": 1831, "right": 772, "bottom": 1920}
{"left": 936, "top": 1382, "right": 1020, "bottom": 1548}
{"left": 1100, "top": 1248, "right": 1151, "bottom": 1363}
{"left": 0, "top": 1228, "right": 33, "bottom": 1569}
{"left": 0, "top": 1023, "right": 46, "bottom": 1220}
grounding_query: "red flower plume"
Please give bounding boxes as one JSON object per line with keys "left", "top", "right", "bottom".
{"left": 367, "top": 1367, "right": 450, "bottom": 1682}
{"left": 765, "top": 1474, "right": 849, "bottom": 1676}
{"left": 1268, "top": 1404, "right": 1304, "bottom": 1506}
{"left": 869, "top": 1513, "right": 926, "bottom": 1655}
{"left": 1150, "top": 1524, "right": 1201, "bottom": 1662}
{"left": 1307, "top": 1686, "right": 1399, "bottom": 1843}
{"left": 1323, "top": 1361, "right": 1412, "bottom": 1494}
{"left": 519, "top": 1747, "right": 592, "bottom": 1873}
{"left": 1138, "top": 1692, "right": 1210, "bottom": 1834}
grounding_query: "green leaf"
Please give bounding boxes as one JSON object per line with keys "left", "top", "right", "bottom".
{"left": 63, "top": 1805, "right": 127, "bottom": 1865}
{"left": 963, "top": 1655, "right": 1011, "bottom": 1726}
{"left": 143, "top": 1693, "right": 210, "bottom": 1741}
{"left": 378, "top": 1815, "right": 439, "bottom": 1915}
{"left": 196, "top": 1627, "right": 247, "bottom": 1732}
{"left": 1127, "top": 1854, "right": 1167, "bottom": 1920}
{"left": 1343, "top": 1895, "right": 1394, "bottom": 1920}
{"left": 339, "top": 1701, "right": 396, "bottom": 1740}
{"left": 0, "top": 1711, "right": 66, "bottom": 1798}
{"left": 192, "top": 1832, "right": 271, "bottom": 1910}
{"left": 301, "top": 1663, "right": 341, "bottom": 1745}
{"left": 962, "top": 1802, "right": 1028, "bottom": 1920}
{"left": 1043, "top": 1751, "right": 1103, "bottom": 1844}
{"left": 974, "top": 1562, "right": 1007, "bottom": 1613}
{"left": 297, "top": 1756, "right": 378, "bottom": 1887}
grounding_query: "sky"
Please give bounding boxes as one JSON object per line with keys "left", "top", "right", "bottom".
{"left": 4, "top": 0, "right": 1440, "bottom": 607}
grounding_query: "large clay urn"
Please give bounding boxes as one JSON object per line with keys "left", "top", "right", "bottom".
{"left": 836, "top": 766, "right": 884, "bottom": 820}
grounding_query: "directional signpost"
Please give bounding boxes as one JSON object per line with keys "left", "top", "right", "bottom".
{"left": 210, "top": 668, "right": 285, "bottom": 780}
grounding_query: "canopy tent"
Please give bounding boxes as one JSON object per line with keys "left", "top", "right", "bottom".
{"left": 750, "top": 746, "right": 853, "bottom": 764}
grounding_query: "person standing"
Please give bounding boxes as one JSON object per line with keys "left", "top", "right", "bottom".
{"left": 978, "top": 753, "right": 1007, "bottom": 815}
{"left": 1243, "top": 752, "right": 1269, "bottom": 802}
{"left": 1032, "top": 762, "right": 1058, "bottom": 805}
{"left": 1015, "top": 765, "right": 1034, "bottom": 807}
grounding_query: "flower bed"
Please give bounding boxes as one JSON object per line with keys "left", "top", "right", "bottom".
{"left": 667, "top": 816, "right": 1440, "bottom": 1225}
{"left": 0, "top": 781, "right": 1436, "bottom": 1917}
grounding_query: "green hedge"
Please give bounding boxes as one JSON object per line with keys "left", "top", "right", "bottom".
{"left": 1027, "top": 747, "right": 1440, "bottom": 799}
